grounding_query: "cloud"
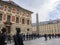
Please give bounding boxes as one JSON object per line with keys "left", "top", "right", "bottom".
{"left": 32, "top": 0, "right": 58, "bottom": 23}
{"left": 13, "top": 0, "right": 60, "bottom": 23}
{"left": 32, "top": 0, "right": 54, "bottom": 22}
{"left": 48, "top": 0, "right": 60, "bottom": 20}
{"left": 56, "top": 1, "right": 60, "bottom": 18}
{"left": 13, "top": 0, "right": 48, "bottom": 12}
{"left": 49, "top": 10, "right": 58, "bottom": 19}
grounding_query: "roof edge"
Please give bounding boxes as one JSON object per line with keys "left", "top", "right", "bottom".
{"left": 1, "top": 0, "right": 33, "bottom": 13}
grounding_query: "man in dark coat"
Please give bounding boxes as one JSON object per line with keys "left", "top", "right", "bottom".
{"left": 13, "top": 28, "right": 24, "bottom": 45}
{"left": 0, "top": 28, "right": 7, "bottom": 45}
{"left": 48, "top": 34, "right": 51, "bottom": 39}
{"left": 44, "top": 34, "right": 47, "bottom": 41}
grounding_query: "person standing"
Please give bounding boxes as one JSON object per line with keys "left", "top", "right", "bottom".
{"left": 13, "top": 28, "right": 24, "bottom": 45}
{"left": 0, "top": 27, "right": 7, "bottom": 45}
{"left": 48, "top": 34, "right": 51, "bottom": 39}
{"left": 44, "top": 34, "right": 47, "bottom": 41}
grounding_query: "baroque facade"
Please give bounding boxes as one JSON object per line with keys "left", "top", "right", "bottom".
{"left": 0, "top": 1, "right": 33, "bottom": 35}
{"left": 32, "top": 19, "right": 60, "bottom": 35}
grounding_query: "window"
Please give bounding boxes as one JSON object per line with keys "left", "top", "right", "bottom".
{"left": 16, "top": 9, "right": 19, "bottom": 14}
{"left": 12, "top": 8, "right": 16, "bottom": 13}
{"left": 16, "top": 17, "right": 19, "bottom": 23}
{"left": 4, "top": 5, "right": 7, "bottom": 11}
{"left": 7, "top": 6, "right": 11, "bottom": 12}
{"left": 22, "top": 19, "right": 25, "bottom": 24}
{"left": 27, "top": 20, "right": 29, "bottom": 25}
{"left": 0, "top": 4, "right": 3, "bottom": 9}
{"left": 0, "top": 13, "right": 2, "bottom": 20}
{"left": 7, "top": 15, "right": 11, "bottom": 22}
{"left": 20, "top": 18, "right": 21, "bottom": 22}
{"left": 27, "top": 29, "right": 29, "bottom": 31}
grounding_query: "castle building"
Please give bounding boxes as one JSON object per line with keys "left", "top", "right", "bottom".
{"left": 0, "top": 0, "right": 33, "bottom": 35}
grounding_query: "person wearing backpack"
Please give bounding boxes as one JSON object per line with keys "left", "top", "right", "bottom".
{"left": 0, "top": 27, "right": 7, "bottom": 45}
{"left": 13, "top": 28, "right": 24, "bottom": 45}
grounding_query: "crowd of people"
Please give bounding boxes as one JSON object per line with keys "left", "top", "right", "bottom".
{"left": 0, "top": 27, "right": 60, "bottom": 45}
{"left": 0, "top": 27, "right": 24, "bottom": 45}
{"left": 44, "top": 34, "right": 60, "bottom": 41}
{"left": 0, "top": 27, "right": 42, "bottom": 45}
{"left": 22, "top": 33, "right": 40, "bottom": 41}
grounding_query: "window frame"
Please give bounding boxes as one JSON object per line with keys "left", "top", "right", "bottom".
{"left": 22, "top": 18, "right": 25, "bottom": 24}
{"left": 0, "top": 13, "right": 2, "bottom": 21}
{"left": 7, "top": 6, "right": 11, "bottom": 12}
{"left": 27, "top": 20, "right": 30, "bottom": 25}
{"left": 7, "top": 15, "right": 11, "bottom": 22}
{"left": 0, "top": 4, "right": 4, "bottom": 9}
{"left": 16, "top": 16, "right": 19, "bottom": 23}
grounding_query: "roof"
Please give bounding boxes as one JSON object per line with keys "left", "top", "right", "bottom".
{"left": 32, "top": 19, "right": 60, "bottom": 26}
{"left": 1, "top": 0, "right": 33, "bottom": 13}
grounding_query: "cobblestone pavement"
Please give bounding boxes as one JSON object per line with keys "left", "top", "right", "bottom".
{"left": 7, "top": 37, "right": 60, "bottom": 45}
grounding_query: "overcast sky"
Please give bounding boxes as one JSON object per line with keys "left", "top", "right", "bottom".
{"left": 3, "top": 0, "right": 60, "bottom": 23}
